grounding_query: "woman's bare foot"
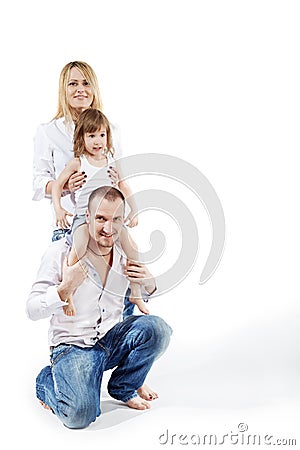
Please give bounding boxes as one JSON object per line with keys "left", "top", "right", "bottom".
{"left": 137, "top": 384, "right": 158, "bottom": 401}
{"left": 126, "top": 396, "right": 151, "bottom": 410}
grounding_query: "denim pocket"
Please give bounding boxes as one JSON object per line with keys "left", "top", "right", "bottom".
{"left": 51, "top": 344, "right": 73, "bottom": 366}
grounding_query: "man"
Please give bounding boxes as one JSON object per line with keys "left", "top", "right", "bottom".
{"left": 27, "top": 186, "right": 172, "bottom": 429}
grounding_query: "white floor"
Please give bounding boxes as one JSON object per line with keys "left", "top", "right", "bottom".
{"left": 5, "top": 310, "right": 300, "bottom": 450}
{"left": 2, "top": 2, "right": 300, "bottom": 448}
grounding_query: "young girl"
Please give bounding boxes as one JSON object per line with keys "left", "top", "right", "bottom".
{"left": 52, "top": 108, "right": 149, "bottom": 317}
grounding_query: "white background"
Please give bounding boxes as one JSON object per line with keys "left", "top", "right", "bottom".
{"left": 1, "top": 0, "right": 300, "bottom": 448}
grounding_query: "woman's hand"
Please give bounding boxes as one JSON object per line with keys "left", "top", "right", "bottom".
{"left": 107, "top": 166, "right": 120, "bottom": 186}
{"left": 65, "top": 171, "right": 86, "bottom": 193}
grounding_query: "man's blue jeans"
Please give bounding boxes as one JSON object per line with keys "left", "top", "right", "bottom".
{"left": 36, "top": 315, "right": 172, "bottom": 429}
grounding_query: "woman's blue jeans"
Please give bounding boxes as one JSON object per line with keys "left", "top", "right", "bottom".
{"left": 36, "top": 315, "right": 172, "bottom": 429}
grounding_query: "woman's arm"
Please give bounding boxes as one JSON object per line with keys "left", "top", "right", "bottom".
{"left": 33, "top": 125, "right": 56, "bottom": 200}
{"left": 33, "top": 123, "right": 85, "bottom": 199}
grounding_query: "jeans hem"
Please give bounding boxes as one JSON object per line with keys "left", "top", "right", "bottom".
{"left": 118, "top": 392, "right": 139, "bottom": 403}
{"left": 36, "top": 387, "right": 45, "bottom": 403}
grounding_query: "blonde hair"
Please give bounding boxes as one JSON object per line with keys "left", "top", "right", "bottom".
{"left": 53, "top": 61, "right": 103, "bottom": 124}
{"left": 73, "top": 109, "right": 114, "bottom": 158}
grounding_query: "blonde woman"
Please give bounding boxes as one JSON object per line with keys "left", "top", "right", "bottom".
{"left": 33, "top": 61, "right": 121, "bottom": 240}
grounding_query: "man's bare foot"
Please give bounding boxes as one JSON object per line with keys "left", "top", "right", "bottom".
{"left": 39, "top": 400, "right": 52, "bottom": 411}
{"left": 127, "top": 396, "right": 151, "bottom": 410}
{"left": 137, "top": 384, "right": 158, "bottom": 401}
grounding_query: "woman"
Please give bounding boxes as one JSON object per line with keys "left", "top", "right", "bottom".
{"left": 33, "top": 61, "right": 121, "bottom": 240}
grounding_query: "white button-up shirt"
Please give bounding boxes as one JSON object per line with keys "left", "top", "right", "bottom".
{"left": 26, "top": 238, "right": 149, "bottom": 348}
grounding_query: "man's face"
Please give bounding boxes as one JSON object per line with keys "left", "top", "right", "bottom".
{"left": 86, "top": 197, "right": 124, "bottom": 248}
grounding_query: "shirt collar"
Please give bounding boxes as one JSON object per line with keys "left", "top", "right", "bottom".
{"left": 56, "top": 117, "right": 75, "bottom": 140}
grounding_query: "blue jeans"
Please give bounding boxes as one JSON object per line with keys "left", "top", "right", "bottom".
{"left": 36, "top": 315, "right": 172, "bottom": 429}
{"left": 123, "top": 288, "right": 135, "bottom": 318}
{"left": 51, "top": 228, "right": 70, "bottom": 242}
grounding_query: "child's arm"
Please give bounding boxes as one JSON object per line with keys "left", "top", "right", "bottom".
{"left": 115, "top": 162, "right": 139, "bottom": 227}
{"left": 52, "top": 158, "right": 81, "bottom": 229}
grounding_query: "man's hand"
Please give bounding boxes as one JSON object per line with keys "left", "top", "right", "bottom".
{"left": 57, "top": 258, "right": 88, "bottom": 301}
{"left": 124, "top": 260, "right": 156, "bottom": 295}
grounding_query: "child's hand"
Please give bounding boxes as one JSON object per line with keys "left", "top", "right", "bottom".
{"left": 125, "top": 214, "right": 138, "bottom": 228}
{"left": 55, "top": 208, "right": 73, "bottom": 229}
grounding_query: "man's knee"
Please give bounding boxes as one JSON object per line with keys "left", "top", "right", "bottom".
{"left": 136, "top": 315, "right": 172, "bottom": 355}
{"left": 62, "top": 402, "right": 99, "bottom": 429}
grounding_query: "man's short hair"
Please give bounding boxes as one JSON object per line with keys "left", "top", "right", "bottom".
{"left": 88, "top": 186, "right": 125, "bottom": 212}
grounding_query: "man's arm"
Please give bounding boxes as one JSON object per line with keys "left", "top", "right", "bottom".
{"left": 26, "top": 242, "right": 87, "bottom": 321}
{"left": 26, "top": 243, "right": 66, "bottom": 321}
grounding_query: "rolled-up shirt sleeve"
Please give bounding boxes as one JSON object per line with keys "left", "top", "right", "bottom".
{"left": 141, "top": 283, "right": 158, "bottom": 301}
{"left": 33, "top": 124, "right": 55, "bottom": 201}
{"left": 26, "top": 242, "right": 67, "bottom": 320}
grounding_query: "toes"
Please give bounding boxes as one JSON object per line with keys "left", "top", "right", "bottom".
{"left": 127, "top": 398, "right": 151, "bottom": 410}
{"left": 137, "top": 385, "right": 158, "bottom": 401}
{"left": 39, "top": 401, "right": 51, "bottom": 411}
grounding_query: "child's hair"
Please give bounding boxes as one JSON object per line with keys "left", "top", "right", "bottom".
{"left": 73, "top": 109, "right": 114, "bottom": 158}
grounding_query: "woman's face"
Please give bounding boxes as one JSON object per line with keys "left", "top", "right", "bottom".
{"left": 66, "top": 67, "right": 94, "bottom": 111}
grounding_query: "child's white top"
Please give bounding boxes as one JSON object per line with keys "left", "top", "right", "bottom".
{"left": 74, "top": 153, "right": 116, "bottom": 216}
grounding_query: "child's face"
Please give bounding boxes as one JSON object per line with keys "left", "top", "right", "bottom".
{"left": 84, "top": 125, "right": 108, "bottom": 156}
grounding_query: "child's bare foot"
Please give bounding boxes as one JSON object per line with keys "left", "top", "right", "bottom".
{"left": 137, "top": 384, "right": 158, "bottom": 401}
{"left": 130, "top": 296, "right": 150, "bottom": 315}
{"left": 126, "top": 396, "right": 151, "bottom": 410}
{"left": 129, "top": 282, "right": 150, "bottom": 315}
{"left": 63, "top": 296, "right": 76, "bottom": 316}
